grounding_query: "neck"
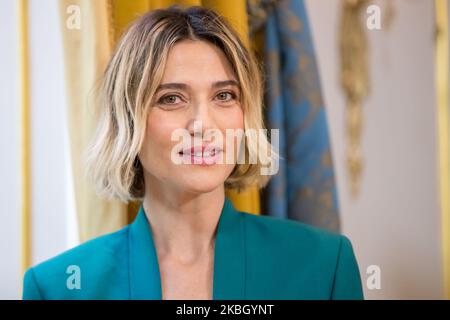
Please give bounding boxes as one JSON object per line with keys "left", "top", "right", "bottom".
{"left": 142, "top": 178, "right": 225, "bottom": 265}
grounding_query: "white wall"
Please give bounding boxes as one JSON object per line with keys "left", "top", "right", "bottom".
{"left": 0, "top": 0, "right": 21, "bottom": 300}
{"left": 306, "top": 0, "right": 443, "bottom": 299}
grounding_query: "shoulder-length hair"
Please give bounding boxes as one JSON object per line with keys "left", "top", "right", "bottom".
{"left": 85, "top": 5, "right": 277, "bottom": 202}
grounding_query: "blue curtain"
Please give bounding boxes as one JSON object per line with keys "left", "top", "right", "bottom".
{"left": 253, "top": 0, "right": 340, "bottom": 232}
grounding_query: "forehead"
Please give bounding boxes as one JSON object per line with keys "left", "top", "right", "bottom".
{"left": 161, "top": 39, "right": 236, "bottom": 83}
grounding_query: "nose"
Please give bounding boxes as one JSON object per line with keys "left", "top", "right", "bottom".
{"left": 187, "top": 101, "right": 216, "bottom": 138}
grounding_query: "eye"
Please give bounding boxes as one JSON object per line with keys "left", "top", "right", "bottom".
{"left": 157, "top": 94, "right": 183, "bottom": 105}
{"left": 215, "top": 91, "right": 237, "bottom": 102}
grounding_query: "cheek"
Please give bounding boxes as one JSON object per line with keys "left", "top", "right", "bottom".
{"left": 217, "top": 107, "right": 245, "bottom": 161}
{"left": 141, "top": 112, "right": 179, "bottom": 163}
{"left": 146, "top": 113, "right": 170, "bottom": 142}
{"left": 219, "top": 106, "right": 244, "bottom": 130}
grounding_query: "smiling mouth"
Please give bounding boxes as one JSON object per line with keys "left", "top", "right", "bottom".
{"left": 178, "top": 149, "right": 222, "bottom": 157}
{"left": 178, "top": 146, "right": 223, "bottom": 165}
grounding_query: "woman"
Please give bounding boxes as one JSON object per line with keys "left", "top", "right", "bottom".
{"left": 23, "top": 5, "right": 364, "bottom": 300}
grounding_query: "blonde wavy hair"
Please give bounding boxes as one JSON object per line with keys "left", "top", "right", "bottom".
{"left": 85, "top": 5, "right": 277, "bottom": 203}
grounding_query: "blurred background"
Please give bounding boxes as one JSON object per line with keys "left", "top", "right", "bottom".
{"left": 0, "top": 0, "right": 448, "bottom": 299}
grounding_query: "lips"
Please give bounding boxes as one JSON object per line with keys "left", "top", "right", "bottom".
{"left": 178, "top": 145, "right": 223, "bottom": 157}
{"left": 178, "top": 145, "right": 223, "bottom": 165}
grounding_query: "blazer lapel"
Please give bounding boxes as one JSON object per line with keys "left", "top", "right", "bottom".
{"left": 129, "top": 206, "right": 162, "bottom": 299}
{"left": 128, "top": 197, "right": 246, "bottom": 300}
{"left": 212, "top": 198, "right": 246, "bottom": 299}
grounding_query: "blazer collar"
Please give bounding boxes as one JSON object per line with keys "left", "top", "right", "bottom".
{"left": 128, "top": 197, "right": 246, "bottom": 300}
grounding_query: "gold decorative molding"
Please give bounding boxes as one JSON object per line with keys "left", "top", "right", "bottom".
{"left": 339, "top": 0, "right": 369, "bottom": 197}
{"left": 18, "top": 0, "right": 31, "bottom": 276}
{"left": 435, "top": 0, "right": 450, "bottom": 300}
{"left": 106, "top": 0, "right": 116, "bottom": 50}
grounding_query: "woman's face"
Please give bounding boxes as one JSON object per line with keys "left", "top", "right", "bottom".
{"left": 139, "top": 39, "right": 244, "bottom": 195}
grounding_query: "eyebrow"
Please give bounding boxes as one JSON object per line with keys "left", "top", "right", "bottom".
{"left": 156, "top": 80, "right": 240, "bottom": 92}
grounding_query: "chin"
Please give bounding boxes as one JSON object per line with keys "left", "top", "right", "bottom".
{"left": 176, "top": 170, "right": 229, "bottom": 194}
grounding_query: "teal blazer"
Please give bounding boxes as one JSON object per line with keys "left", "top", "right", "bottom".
{"left": 23, "top": 198, "right": 364, "bottom": 300}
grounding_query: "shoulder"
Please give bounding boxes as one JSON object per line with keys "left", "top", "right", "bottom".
{"left": 23, "top": 226, "right": 130, "bottom": 300}
{"left": 241, "top": 212, "right": 363, "bottom": 299}
{"left": 242, "top": 211, "right": 345, "bottom": 255}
